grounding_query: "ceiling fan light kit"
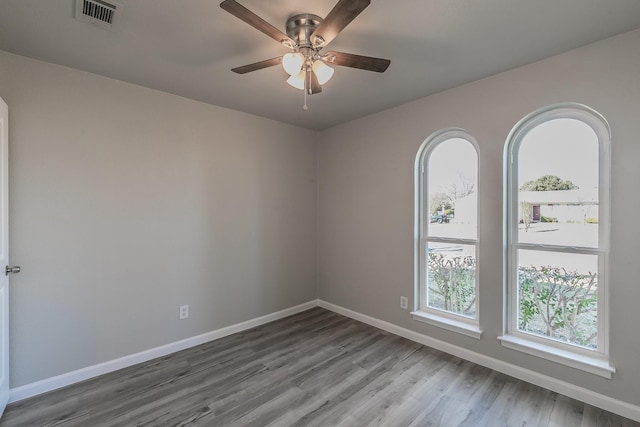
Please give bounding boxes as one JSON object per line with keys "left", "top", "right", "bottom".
{"left": 282, "top": 52, "right": 305, "bottom": 76}
{"left": 287, "top": 70, "right": 306, "bottom": 90}
{"left": 312, "top": 59, "right": 335, "bottom": 85}
{"left": 220, "top": 0, "right": 390, "bottom": 109}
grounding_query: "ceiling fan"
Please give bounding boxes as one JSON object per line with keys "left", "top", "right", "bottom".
{"left": 220, "top": 0, "right": 390, "bottom": 101}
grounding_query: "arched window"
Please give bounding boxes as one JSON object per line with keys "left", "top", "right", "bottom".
{"left": 414, "top": 129, "right": 480, "bottom": 338}
{"left": 500, "top": 103, "right": 614, "bottom": 378}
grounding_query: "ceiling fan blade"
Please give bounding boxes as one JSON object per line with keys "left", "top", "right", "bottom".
{"left": 310, "top": 0, "right": 370, "bottom": 47}
{"left": 307, "top": 70, "right": 323, "bottom": 95}
{"left": 324, "top": 51, "right": 390, "bottom": 73}
{"left": 220, "top": 0, "right": 295, "bottom": 46}
{"left": 231, "top": 57, "right": 283, "bottom": 74}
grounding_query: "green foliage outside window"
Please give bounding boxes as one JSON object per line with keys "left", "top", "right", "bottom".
{"left": 520, "top": 175, "right": 579, "bottom": 191}
{"left": 427, "top": 252, "right": 598, "bottom": 348}
{"left": 518, "top": 265, "right": 598, "bottom": 348}
{"left": 427, "top": 252, "right": 476, "bottom": 317}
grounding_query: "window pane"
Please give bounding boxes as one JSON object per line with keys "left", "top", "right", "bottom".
{"left": 517, "top": 119, "right": 599, "bottom": 248}
{"left": 426, "top": 242, "right": 476, "bottom": 318}
{"left": 517, "top": 249, "right": 598, "bottom": 349}
{"left": 427, "top": 138, "right": 477, "bottom": 240}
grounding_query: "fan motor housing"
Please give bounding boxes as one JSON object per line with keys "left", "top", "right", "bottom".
{"left": 286, "top": 14, "right": 322, "bottom": 48}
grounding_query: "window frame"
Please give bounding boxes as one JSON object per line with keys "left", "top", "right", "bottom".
{"left": 499, "top": 103, "right": 614, "bottom": 378}
{"left": 413, "top": 128, "right": 482, "bottom": 339}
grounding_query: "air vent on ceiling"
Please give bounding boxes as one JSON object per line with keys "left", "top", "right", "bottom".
{"left": 75, "top": 0, "right": 123, "bottom": 30}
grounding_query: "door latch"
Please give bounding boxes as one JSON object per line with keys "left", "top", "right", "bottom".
{"left": 5, "top": 265, "right": 20, "bottom": 276}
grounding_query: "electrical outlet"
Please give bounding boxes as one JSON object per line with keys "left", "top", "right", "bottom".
{"left": 179, "top": 305, "right": 189, "bottom": 320}
{"left": 400, "top": 296, "right": 408, "bottom": 310}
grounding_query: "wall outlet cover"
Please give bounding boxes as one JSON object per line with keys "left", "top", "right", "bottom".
{"left": 400, "top": 296, "right": 408, "bottom": 310}
{"left": 179, "top": 305, "right": 189, "bottom": 320}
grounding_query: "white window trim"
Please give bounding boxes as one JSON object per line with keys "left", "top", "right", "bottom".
{"left": 411, "top": 310, "right": 482, "bottom": 339}
{"left": 502, "top": 103, "right": 614, "bottom": 377}
{"left": 414, "top": 128, "right": 482, "bottom": 339}
{"left": 497, "top": 335, "right": 614, "bottom": 379}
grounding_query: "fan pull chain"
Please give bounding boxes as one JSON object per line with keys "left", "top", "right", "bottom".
{"left": 302, "top": 70, "right": 309, "bottom": 110}
{"left": 303, "top": 88, "right": 308, "bottom": 111}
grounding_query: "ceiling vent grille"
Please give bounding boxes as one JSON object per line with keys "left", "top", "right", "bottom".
{"left": 75, "top": 0, "right": 122, "bottom": 30}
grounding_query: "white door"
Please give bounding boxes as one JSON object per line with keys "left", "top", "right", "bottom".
{"left": 0, "top": 97, "right": 10, "bottom": 415}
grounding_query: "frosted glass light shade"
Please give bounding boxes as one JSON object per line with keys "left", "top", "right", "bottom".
{"left": 282, "top": 52, "right": 304, "bottom": 76}
{"left": 286, "top": 70, "right": 306, "bottom": 90}
{"left": 312, "top": 60, "right": 334, "bottom": 85}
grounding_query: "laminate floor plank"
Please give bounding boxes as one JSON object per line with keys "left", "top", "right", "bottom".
{"left": 454, "top": 370, "right": 509, "bottom": 426}
{"left": 377, "top": 353, "right": 461, "bottom": 427}
{"left": 581, "top": 405, "right": 640, "bottom": 427}
{"left": 500, "top": 379, "right": 556, "bottom": 427}
{"left": 406, "top": 362, "right": 485, "bottom": 427}
{"left": 1, "top": 307, "right": 637, "bottom": 427}
{"left": 292, "top": 343, "right": 446, "bottom": 427}
{"left": 343, "top": 349, "right": 445, "bottom": 426}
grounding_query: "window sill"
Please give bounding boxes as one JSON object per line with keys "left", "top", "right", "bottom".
{"left": 498, "top": 334, "right": 615, "bottom": 379}
{"left": 411, "top": 310, "right": 482, "bottom": 339}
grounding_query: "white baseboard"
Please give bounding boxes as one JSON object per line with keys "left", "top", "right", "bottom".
{"left": 9, "top": 300, "right": 318, "bottom": 404}
{"left": 317, "top": 300, "right": 640, "bottom": 423}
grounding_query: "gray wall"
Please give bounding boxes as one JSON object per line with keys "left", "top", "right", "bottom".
{"left": 318, "top": 28, "right": 640, "bottom": 406}
{"left": 0, "top": 51, "right": 318, "bottom": 387}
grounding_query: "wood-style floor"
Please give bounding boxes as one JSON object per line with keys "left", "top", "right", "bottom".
{"left": 1, "top": 307, "right": 637, "bottom": 426}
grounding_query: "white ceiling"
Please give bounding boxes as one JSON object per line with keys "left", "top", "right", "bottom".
{"left": 1, "top": 0, "right": 640, "bottom": 130}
